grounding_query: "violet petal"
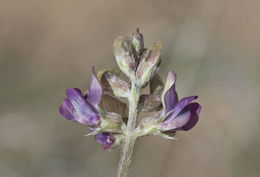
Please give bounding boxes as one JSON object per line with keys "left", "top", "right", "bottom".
{"left": 95, "top": 132, "right": 115, "bottom": 150}
{"left": 59, "top": 98, "right": 75, "bottom": 120}
{"left": 88, "top": 67, "right": 102, "bottom": 109}
{"left": 164, "top": 84, "right": 178, "bottom": 113}
{"left": 182, "top": 103, "right": 201, "bottom": 131}
{"left": 66, "top": 88, "right": 99, "bottom": 126}
{"left": 164, "top": 96, "right": 197, "bottom": 123}
{"left": 161, "top": 107, "right": 191, "bottom": 131}
{"left": 161, "top": 70, "right": 177, "bottom": 112}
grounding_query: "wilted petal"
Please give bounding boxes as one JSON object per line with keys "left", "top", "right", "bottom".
{"left": 88, "top": 67, "right": 102, "bottom": 108}
{"left": 161, "top": 70, "right": 177, "bottom": 112}
{"left": 182, "top": 103, "right": 201, "bottom": 131}
{"left": 95, "top": 132, "right": 115, "bottom": 150}
{"left": 66, "top": 88, "right": 99, "bottom": 126}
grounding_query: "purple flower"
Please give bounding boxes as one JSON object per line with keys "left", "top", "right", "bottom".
{"left": 159, "top": 70, "right": 201, "bottom": 132}
{"left": 59, "top": 68, "right": 102, "bottom": 127}
{"left": 95, "top": 132, "right": 115, "bottom": 149}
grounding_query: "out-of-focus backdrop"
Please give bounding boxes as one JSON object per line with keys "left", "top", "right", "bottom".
{"left": 0, "top": 0, "right": 260, "bottom": 177}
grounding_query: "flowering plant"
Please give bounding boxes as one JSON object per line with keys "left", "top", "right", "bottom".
{"left": 59, "top": 29, "right": 201, "bottom": 177}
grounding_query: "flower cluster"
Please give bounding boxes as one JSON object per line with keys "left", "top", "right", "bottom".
{"left": 59, "top": 29, "right": 201, "bottom": 149}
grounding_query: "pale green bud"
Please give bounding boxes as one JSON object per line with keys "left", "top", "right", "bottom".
{"left": 134, "top": 117, "right": 158, "bottom": 137}
{"left": 136, "top": 41, "right": 161, "bottom": 87}
{"left": 113, "top": 36, "right": 136, "bottom": 79}
{"left": 97, "top": 68, "right": 120, "bottom": 92}
{"left": 138, "top": 72, "right": 164, "bottom": 112}
{"left": 139, "top": 94, "right": 162, "bottom": 112}
{"left": 100, "top": 111, "right": 126, "bottom": 133}
{"left": 97, "top": 68, "right": 130, "bottom": 98}
{"left": 106, "top": 73, "right": 130, "bottom": 98}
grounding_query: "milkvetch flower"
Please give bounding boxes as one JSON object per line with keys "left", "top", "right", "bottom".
{"left": 59, "top": 68, "right": 102, "bottom": 127}
{"left": 159, "top": 70, "right": 201, "bottom": 133}
{"left": 59, "top": 67, "right": 126, "bottom": 149}
{"left": 136, "top": 70, "right": 201, "bottom": 138}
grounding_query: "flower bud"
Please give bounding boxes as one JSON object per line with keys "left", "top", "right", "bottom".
{"left": 150, "top": 73, "right": 164, "bottom": 94}
{"left": 105, "top": 72, "right": 130, "bottom": 98}
{"left": 136, "top": 41, "right": 161, "bottom": 87}
{"left": 139, "top": 94, "right": 162, "bottom": 112}
{"left": 131, "top": 28, "right": 144, "bottom": 58}
{"left": 100, "top": 111, "right": 126, "bottom": 133}
{"left": 134, "top": 117, "right": 157, "bottom": 137}
{"left": 113, "top": 36, "right": 136, "bottom": 79}
{"left": 95, "top": 132, "right": 123, "bottom": 149}
{"left": 97, "top": 68, "right": 120, "bottom": 92}
{"left": 98, "top": 68, "right": 130, "bottom": 98}
{"left": 138, "top": 74, "right": 163, "bottom": 112}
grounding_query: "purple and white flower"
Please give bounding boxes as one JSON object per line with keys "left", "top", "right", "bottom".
{"left": 59, "top": 68, "right": 102, "bottom": 127}
{"left": 159, "top": 70, "right": 201, "bottom": 132}
{"left": 59, "top": 67, "right": 125, "bottom": 149}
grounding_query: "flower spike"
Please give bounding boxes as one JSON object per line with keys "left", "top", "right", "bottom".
{"left": 58, "top": 29, "right": 202, "bottom": 177}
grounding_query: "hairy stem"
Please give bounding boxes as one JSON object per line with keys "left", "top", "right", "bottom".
{"left": 116, "top": 82, "right": 140, "bottom": 177}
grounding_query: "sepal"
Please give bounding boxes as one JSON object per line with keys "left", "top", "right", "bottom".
{"left": 134, "top": 111, "right": 173, "bottom": 137}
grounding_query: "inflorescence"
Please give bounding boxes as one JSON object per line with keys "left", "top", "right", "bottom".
{"left": 59, "top": 29, "right": 201, "bottom": 152}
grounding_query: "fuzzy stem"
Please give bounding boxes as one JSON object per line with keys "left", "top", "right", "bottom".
{"left": 116, "top": 82, "right": 140, "bottom": 177}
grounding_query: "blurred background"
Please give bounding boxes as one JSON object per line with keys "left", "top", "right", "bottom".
{"left": 0, "top": 0, "right": 260, "bottom": 177}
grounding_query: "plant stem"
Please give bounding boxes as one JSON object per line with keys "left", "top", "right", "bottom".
{"left": 116, "top": 82, "right": 140, "bottom": 177}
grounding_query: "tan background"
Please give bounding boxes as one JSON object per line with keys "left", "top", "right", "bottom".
{"left": 0, "top": 0, "right": 260, "bottom": 177}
